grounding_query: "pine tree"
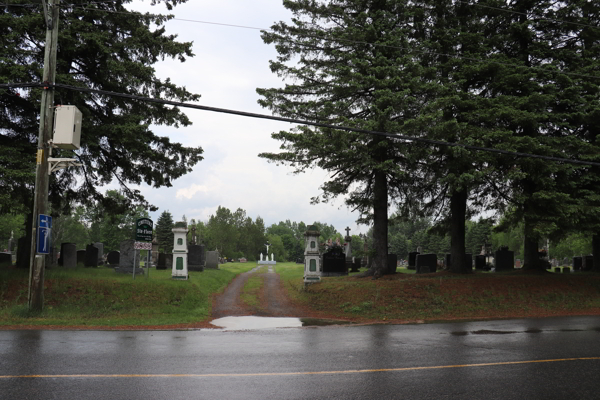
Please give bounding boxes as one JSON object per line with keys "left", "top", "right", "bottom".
{"left": 155, "top": 210, "right": 174, "bottom": 253}
{"left": 0, "top": 0, "right": 203, "bottom": 215}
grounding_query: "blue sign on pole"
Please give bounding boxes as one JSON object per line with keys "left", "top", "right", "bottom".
{"left": 37, "top": 214, "right": 52, "bottom": 254}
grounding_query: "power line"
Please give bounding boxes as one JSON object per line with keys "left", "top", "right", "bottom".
{"left": 2, "top": 81, "right": 599, "bottom": 168}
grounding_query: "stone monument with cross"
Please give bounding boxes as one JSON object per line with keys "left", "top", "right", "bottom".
{"left": 258, "top": 241, "right": 276, "bottom": 265}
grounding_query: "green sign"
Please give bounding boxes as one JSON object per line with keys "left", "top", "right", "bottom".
{"left": 135, "top": 218, "right": 153, "bottom": 242}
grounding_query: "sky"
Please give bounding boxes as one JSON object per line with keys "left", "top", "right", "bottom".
{"left": 122, "top": 0, "right": 371, "bottom": 235}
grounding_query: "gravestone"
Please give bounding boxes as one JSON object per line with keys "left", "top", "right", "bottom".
{"left": 0, "top": 252, "right": 12, "bottom": 267}
{"left": 573, "top": 256, "right": 583, "bottom": 271}
{"left": 157, "top": 253, "right": 167, "bottom": 270}
{"left": 76, "top": 249, "right": 86, "bottom": 265}
{"left": 494, "top": 247, "right": 514, "bottom": 271}
{"left": 515, "top": 259, "right": 521, "bottom": 268}
{"left": 562, "top": 267, "right": 571, "bottom": 273}
{"left": 84, "top": 244, "right": 99, "bottom": 267}
{"left": 93, "top": 243, "right": 104, "bottom": 266}
{"left": 583, "top": 255, "right": 594, "bottom": 271}
{"left": 188, "top": 244, "right": 204, "bottom": 272}
{"left": 205, "top": 251, "right": 219, "bottom": 269}
{"left": 239, "top": 257, "right": 247, "bottom": 263}
{"left": 465, "top": 253, "right": 473, "bottom": 271}
{"left": 352, "top": 257, "right": 361, "bottom": 272}
{"left": 106, "top": 251, "right": 120, "bottom": 266}
{"left": 416, "top": 254, "right": 437, "bottom": 274}
{"left": 408, "top": 252, "right": 420, "bottom": 270}
{"left": 119, "top": 239, "right": 135, "bottom": 268}
{"left": 114, "top": 239, "right": 143, "bottom": 274}
{"left": 62, "top": 243, "right": 76, "bottom": 268}
{"left": 16, "top": 237, "right": 29, "bottom": 268}
{"left": 475, "top": 255, "right": 486, "bottom": 270}
{"left": 445, "top": 254, "right": 473, "bottom": 270}
{"left": 387, "top": 253, "right": 398, "bottom": 274}
{"left": 322, "top": 245, "right": 347, "bottom": 276}
{"left": 562, "top": 257, "right": 570, "bottom": 266}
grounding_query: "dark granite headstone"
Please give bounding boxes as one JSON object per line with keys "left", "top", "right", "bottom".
{"left": 93, "top": 242, "right": 104, "bottom": 266}
{"left": 85, "top": 244, "right": 99, "bottom": 267}
{"left": 16, "top": 236, "right": 30, "bottom": 269}
{"left": 62, "top": 243, "right": 76, "bottom": 268}
{"left": 119, "top": 239, "right": 135, "bottom": 268}
{"left": 416, "top": 253, "right": 437, "bottom": 274}
{"left": 573, "top": 256, "right": 583, "bottom": 271}
{"left": 188, "top": 244, "right": 204, "bottom": 272}
{"left": 408, "top": 252, "right": 420, "bottom": 270}
{"left": 0, "top": 252, "right": 12, "bottom": 267}
{"left": 157, "top": 253, "right": 167, "bottom": 270}
{"left": 475, "top": 255, "right": 486, "bottom": 270}
{"left": 322, "top": 245, "right": 347, "bottom": 276}
{"left": 205, "top": 251, "right": 219, "bottom": 269}
{"left": 583, "top": 255, "right": 594, "bottom": 271}
{"left": 107, "top": 251, "right": 120, "bottom": 265}
{"left": 465, "top": 253, "right": 473, "bottom": 271}
{"left": 352, "top": 257, "right": 361, "bottom": 272}
{"left": 445, "top": 253, "right": 473, "bottom": 270}
{"left": 495, "top": 248, "right": 514, "bottom": 271}
{"left": 387, "top": 253, "right": 398, "bottom": 274}
{"left": 165, "top": 254, "right": 173, "bottom": 270}
{"left": 77, "top": 250, "right": 86, "bottom": 265}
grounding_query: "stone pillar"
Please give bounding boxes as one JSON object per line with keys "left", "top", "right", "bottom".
{"left": 304, "top": 225, "right": 322, "bottom": 284}
{"left": 172, "top": 222, "right": 189, "bottom": 280}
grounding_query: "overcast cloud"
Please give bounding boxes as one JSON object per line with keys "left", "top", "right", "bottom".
{"left": 121, "top": 0, "right": 370, "bottom": 235}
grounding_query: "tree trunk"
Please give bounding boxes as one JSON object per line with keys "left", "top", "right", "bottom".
{"left": 522, "top": 218, "right": 542, "bottom": 270}
{"left": 371, "top": 169, "right": 389, "bottom": 276}
{"left": 592, "top": 234, "right": 600, "bottom": 273}
{"left": 449, "top": 188, "right": 469, "bottom": 274}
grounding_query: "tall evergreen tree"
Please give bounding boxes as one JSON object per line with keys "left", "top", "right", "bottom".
{"left": 258, "top": 0, "right": 428, "bottom": 276}
{"left": 0, "top": 0, "right": 203, "bottom": 215}
{"left": 155, "top": 210, "right": 174, "bottom": 253}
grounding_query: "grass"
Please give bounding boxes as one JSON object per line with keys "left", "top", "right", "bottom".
{"left": 240, "top": 267, "right": 266, "bottom": 309}
{"left": 275, "top": 263, "right": 600, "bottom": 322}
{"left": 0, "top": 263, "right": 255, "bottom": 327}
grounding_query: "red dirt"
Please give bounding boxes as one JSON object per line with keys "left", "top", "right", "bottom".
{"left": 2, "top": 268, "right": 600, "bottom": 330}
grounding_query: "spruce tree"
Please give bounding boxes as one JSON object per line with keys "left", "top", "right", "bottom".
{"left": 155, "top": 210, "right": 174, "bottom": 253}
{"left": 0, "top": 0, "right": 203, "bottom": 214}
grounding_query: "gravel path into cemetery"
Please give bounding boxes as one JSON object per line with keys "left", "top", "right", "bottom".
{"left": 211, "top": 265, "right": 303, "bottom": 319}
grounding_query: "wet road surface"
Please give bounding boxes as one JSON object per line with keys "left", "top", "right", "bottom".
{"left": 1, "top": 316, "right": 600, "bottom": 399}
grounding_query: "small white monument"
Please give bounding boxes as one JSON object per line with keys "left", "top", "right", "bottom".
{"left": 258, "top": 242, "right": 276, "bottom": 265}
{"left": 304, "top": 225, "right": 321, "bottom": 284}
{"left": 172, "top": 222, "right": 189, "bottom": 280}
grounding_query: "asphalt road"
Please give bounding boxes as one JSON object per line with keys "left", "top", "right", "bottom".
{"left": 1, "top": 316, "right": 599, "bottom": 399}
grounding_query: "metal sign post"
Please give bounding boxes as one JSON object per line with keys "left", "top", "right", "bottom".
{"left": 133, "top": 217, "right": 153, "bottom": 280}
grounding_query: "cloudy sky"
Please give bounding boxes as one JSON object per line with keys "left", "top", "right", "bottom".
{"left": 124, "top": 0, "right": 370, "bottom": 235}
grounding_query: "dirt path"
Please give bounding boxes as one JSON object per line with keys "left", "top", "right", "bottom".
{"left": 211, "top": 265, "right": 303, "bottom": 319}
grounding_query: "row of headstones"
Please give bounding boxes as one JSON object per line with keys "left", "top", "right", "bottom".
{"left": 407, "top": 248, "right": 517, "bottom": 273}
{"left": 320, "top": 245, "right": 399, "bottom": 276}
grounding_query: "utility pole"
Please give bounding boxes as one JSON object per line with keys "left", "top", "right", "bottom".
{"left": 29, "top": 0, "right": 60, "bottom": 311}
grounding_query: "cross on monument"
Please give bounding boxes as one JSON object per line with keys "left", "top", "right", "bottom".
{"left": 345, "top": 226, "right": 351, "bottom": 238}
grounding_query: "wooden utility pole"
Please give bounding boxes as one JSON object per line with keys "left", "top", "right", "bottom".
{"left": 29, "top": 0, "right": 60, "bottom": 311}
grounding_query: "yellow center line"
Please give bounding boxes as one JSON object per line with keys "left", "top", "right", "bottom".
{"left": 1, "top": 357, "right": 599, "bottom": 379}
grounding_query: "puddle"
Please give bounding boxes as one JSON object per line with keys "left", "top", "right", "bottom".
{"left": 210, "top": 316, "right": 354, "bottom": 330}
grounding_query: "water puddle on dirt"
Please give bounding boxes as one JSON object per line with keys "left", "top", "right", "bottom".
{"left": 210, "top": 316, "right": 354, "bottom": 330}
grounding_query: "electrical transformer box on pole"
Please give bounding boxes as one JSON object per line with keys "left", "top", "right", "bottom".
{"left": 52, "top": 105, "right": 82, "bottom": 149}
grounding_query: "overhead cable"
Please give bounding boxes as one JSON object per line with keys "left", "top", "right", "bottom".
{"left": 2, "top": 81, "right": 599, "bottom": 167}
